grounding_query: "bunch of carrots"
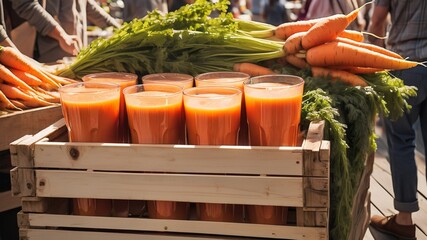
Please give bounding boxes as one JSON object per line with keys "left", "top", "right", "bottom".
{"left": 0, "top": 46, "right": 75, "bottom": 113}
{"left": 238, "top": 2, "right": 421, "bottom": 86}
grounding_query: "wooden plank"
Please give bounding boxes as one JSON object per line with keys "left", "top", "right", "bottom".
{"left": 0, "top": 190, "right": 21, "bottom": 212}
{"left": 23, "top": 213, "right": 328, "bottom": 240}
{"left": 32, "top": 142, "right": 304, "bottom": 175}
{"left": 372, "top": 157, "right": 427, "bottom": 233}
{"left": 34, "top": 170, "right": 304, "bottom": 207}
{"left": 302, "top": 122, "right": 328, "bottom": 177}
{"left": 21, "top": 197, "right": 69, "bottom": 214}
{"left": 0, "top": 105, "right": 63, "bottom": 151}
{"left": 10, "top": 119, "right": 67, "bottom": 168}
{"left": 304, "top": 178, "right": 328, "bottom": 208}
{"left": 20, "top": 229, "right": 253, "bottom": 240}
{"left": 10, "top": 167, "right": 35, "bottom": 197}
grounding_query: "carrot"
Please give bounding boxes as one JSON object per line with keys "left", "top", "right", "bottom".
{"left": 338, "top": 30, "right": 364, "bottom": 42}
{"left": 0, "top": 90, "right": 22, "bottom": 110}
{"left": 0, "top": 83, "right": 53, "bottom": 106}
{"left": 284, "top": 31, "right": 306, "bottom": 55}
{"left": 335, "top": 37, "right": 403, "bottom": 59}
{"left": 0, "top": 46, "right": 61, "bottom": 90}
{"left": 311, "top": 66, "right": 368, "bottom": 86}
{"left": 286, "top": 55, "right": 310, "bottom": 69}
{"left": 305, "top": 41, "right": 418, "bottom": 70}
{"left": 0, "top": 64, "right": 38, "bottom": 93}
{"left": 42, "top": 70, "right": 79, "bottom": 85}
{"left": 10, "top": 99, "right": 28, "bottom": 109}
{"left": 33, "top": 87, "right": 60, "bottom": 103}
{"left": 9, "top": 68, "right": 43, "bottom": 86}
{"left": 233, "top": 62, "right": 275, "bottom": 76}
{"left": 331, "top": 66, "right": 384, "bottom": 74}
{"left": 301, "top": 3, "right": 369, "bottom": 50}
{"left": 274, "top": 19, "right": 317, "bottom": 40}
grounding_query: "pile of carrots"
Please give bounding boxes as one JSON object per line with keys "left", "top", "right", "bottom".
{"left": 239, "top": 2, "right": 421, "bottom": 86}
{"left": 0, "top": 46, "right": 75, "bottom": 113}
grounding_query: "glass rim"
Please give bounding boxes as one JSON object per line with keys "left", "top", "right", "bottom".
{"left": 141, "top": 72, "right": 194, "bottom": 81}
{"left": 122, "top": 83, "right": 183, "bottom": 97}
{"left": 82, "top": 72, "right": 138, "bottom": 81}
{"left": 195, "top": 71, "right": 250, "bottom": 82}
{"left": 58, "top": 81, "right": 120, "bottom": 94}
{"left": 244, "top": 74, "right": 304, "bottom": 89}
{"left": 183, "top": 86, "right": 242, "bottom": 99}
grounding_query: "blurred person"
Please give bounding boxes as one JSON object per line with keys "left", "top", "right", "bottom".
{"left": 367, "top": 0, "right": 427, "bottom": 239}
{"left": 305, "top": 0, "right": 366, "bottom": 31}
{"left": 263, "top": 0, "right": 288, "bottom": 26}
{"left": 0, "top": 0, "right": 15, "bottom": 48}
{"left": 122, "top": 0, "right": 168, "bottom": 22}
{"left": 11, "top": 0, "right": 121, "bottom": 63}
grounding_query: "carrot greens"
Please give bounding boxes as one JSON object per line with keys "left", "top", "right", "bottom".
{"left": 57, "top": 0, "right": 285, "bottom": 79}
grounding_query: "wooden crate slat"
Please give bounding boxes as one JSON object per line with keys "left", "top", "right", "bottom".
{"left": 35, "top": 170, "right": 305, "bottom": 207}
{"left": 0, "top": 105, "right": 63, "bottom": 151}
{"left": 22, "top": 213, "right": 328, "bottom": 240}
{"left": 32, "top": 142, "right": 304, "bottom": 175}
{"left": 20, "top": 229, "right": 247, "bottom": 240}
{"left": 0, "top": 190, "right": 21, "bottom": 212}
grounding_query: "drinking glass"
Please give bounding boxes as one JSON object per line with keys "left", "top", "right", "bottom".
{"left": 195, "top": 72, "right": 250, "bottom": 145}
{"left": 183, "top": 86, "right": 243, "bottom": 222}
{"left": 244, "top": 74, "right": 304, "bottom": 225}
{"left": 59, "top": 82, "right": 121, "bottom": 217}
{"left": 123, "top": 83, "right": 189, "bottom": 220}
{"left": 142, "top": 73, "right": 194, "bottom": 89}
{"left": 82, "top": 72, "right": 138, "bottom": 217}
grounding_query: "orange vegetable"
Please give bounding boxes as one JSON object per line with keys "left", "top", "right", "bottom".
{"left": 284, "top": 31, "right": 305, "bottom": 55}
{"left": 0, "top": 64, "right": 36, "bottom": 93}
{"left": 9, "top": 68, "right": 43, "bottom": 86}
{"left": 331, "top": 66, "right": 384, "bottom": 74}
{"left": 285, "top": 55, "right": 309, "bottom": 69}
{"left": 0, "top": 90, "right": 22, "bottom": 110}
{"left": 10, "top": 99, "right": 28, "bottom": 109}
{"left": 301, "top": 3, "right": 366, "bottom": 49}
{"left": 338, "top": 30, "right": 364, "bottom": 42}
{"left": 311, "top": 66, "right": 367, "bottom": 86}
{"left": 0, "top": 83, "right": 52, "bottom": 107}
{"left": 274, "top": 19, "right": 317, "bottom": 40}
{"left": 335, "top": 37, "right": 403, "bottom": 59}
{"left": 0, "top": 46, "right": 61, "bottom": 90}
{"left": 306, "top": 41, "right": 418, "bottom": 70}
{"left": 233, "top": 62, "right": 275, "bottom": 76}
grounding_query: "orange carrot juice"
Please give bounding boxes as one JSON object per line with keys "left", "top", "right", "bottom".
{"left": 244, "top": 75, "right": 304, "bottom": 225}
{"left": 123, "top": 84, "right": 189, "bottom": 220}
{"left": 183, "top": 86, "right": 243, "bottom": 222}
{"left": 82, "top": 72, "right": 138, "bottom": 143}
{"left": 59, "top": 82, "right": 121, "bottom": 217}
{"left": 195, "top": 72, "right": 250, "bottom": 145}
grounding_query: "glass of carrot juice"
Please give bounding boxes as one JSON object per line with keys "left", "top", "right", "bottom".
{"left": 59, "top": 82, "right": 121, "bottom": 217}
{"left": 243, "top": 74, "right": 304, "bottom": 225}
{"left": 82, "top": 72, "right": 138, "bottom": 217}
{"left": 142, "top": 73, "right": 194, "bottom": 89}
{"left": 183, "top": 86, "right": 243, "bottom": 222}
{"left": 195, "top": 72, "right": 250, "bottom": 145}
{"left": 123, "top": 83, "right": 189, "bottom": 220}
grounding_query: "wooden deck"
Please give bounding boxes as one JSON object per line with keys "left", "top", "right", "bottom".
{"left": 364, "top": 126, "right": 427, "bottom": 239}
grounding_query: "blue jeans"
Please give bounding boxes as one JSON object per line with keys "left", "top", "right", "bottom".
{"left": 384, "top": 65, "right": 427, "bottom": 213}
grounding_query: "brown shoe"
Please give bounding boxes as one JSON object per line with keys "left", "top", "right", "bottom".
{"left": 369, "top": 215, "right": 416, "bottom": 240}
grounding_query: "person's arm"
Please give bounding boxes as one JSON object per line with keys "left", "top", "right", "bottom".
{"left": 367, "top": 3, "right": 389, "bottom": 47}
{"left": 86, "top": 0, "right": 121, "bottom": 29}
{"left": 11, "top": 0, "right": 80, "bottom": 56}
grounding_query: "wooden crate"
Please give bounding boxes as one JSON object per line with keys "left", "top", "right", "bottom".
{"left": 0, "top": 105, "right": 63, "bottom": 152}
{"left": 10, "top": 119, "right": 330, "bottom": 240}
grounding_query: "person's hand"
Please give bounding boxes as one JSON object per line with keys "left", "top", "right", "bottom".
{"left": 57, "top": 34, "right": 82, "bottom": 56}
{"left": 48, "top": 25, "right": 82, "bottom": 56}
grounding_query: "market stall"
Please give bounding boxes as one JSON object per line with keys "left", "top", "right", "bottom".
{"left": 2, "top": 0, "right": 420, "bottom": 239}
